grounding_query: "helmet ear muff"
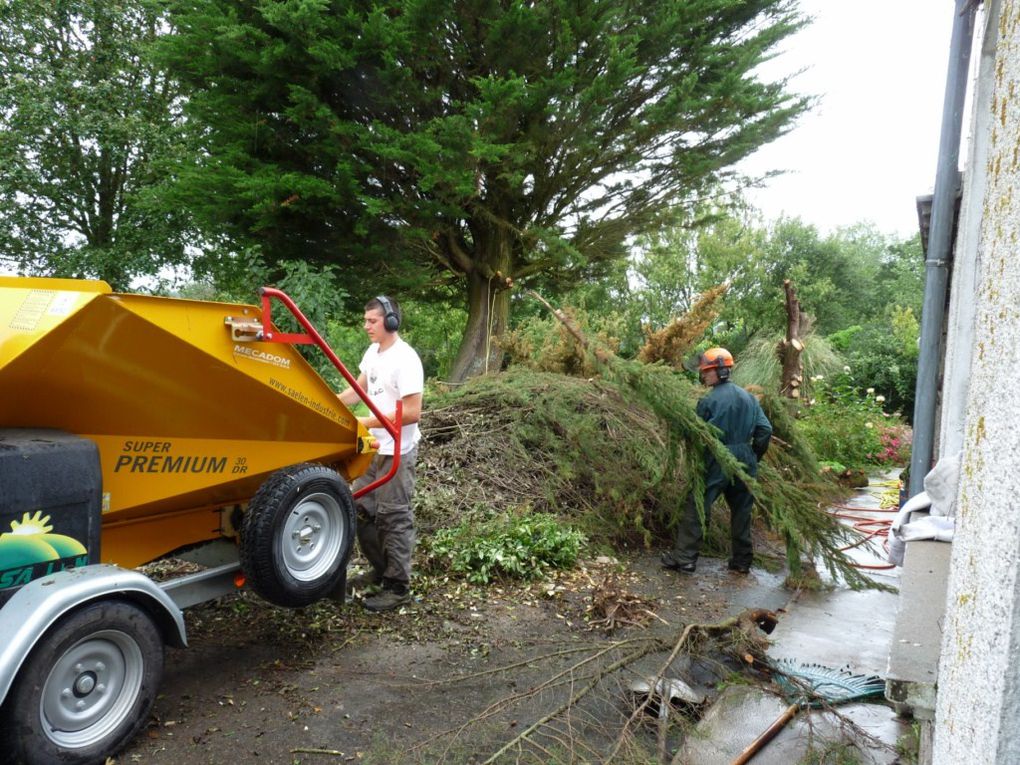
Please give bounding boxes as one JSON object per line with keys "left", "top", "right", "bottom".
{"left": 376, "top": 295, "right": 400, "bottom": 332}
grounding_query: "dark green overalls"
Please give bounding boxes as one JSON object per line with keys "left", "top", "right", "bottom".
{"left": 665, "top": 380, "right": 772, "bottom": 570}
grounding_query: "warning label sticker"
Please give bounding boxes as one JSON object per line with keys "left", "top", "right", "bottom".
{"left": 10, "top": 291, "right": 54, "bottom": 330}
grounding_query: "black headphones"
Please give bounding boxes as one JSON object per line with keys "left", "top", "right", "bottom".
{"left": 376, "top": 295, "right": 400, "bottom": 332}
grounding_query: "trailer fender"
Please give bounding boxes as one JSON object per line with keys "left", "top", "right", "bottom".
{"left": 0, "top": 564, "right": 186, "bottom": 707}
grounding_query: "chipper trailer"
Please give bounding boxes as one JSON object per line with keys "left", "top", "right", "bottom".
{"left": 0, "top": 276, "right": 404, "bottom": 765}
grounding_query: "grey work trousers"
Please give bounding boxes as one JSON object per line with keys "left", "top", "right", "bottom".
{"left": 351, "top": 447, "right": 418, "bottom": 589}
{"left": 670, "top": 477, "right": 754, "bottom": 569}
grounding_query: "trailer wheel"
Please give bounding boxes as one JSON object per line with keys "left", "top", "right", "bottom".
{"left": 240, "top": 463, "right": 355, "bottom": 607}
{"left": 0, "top": 600, "right": 163, "bottom": 765}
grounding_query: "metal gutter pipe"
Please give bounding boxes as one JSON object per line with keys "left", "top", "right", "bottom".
{"left": 910, "top": 0, "right": 977, "bottom": 496}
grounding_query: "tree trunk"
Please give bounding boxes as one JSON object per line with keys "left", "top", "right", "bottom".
{"left": 778, "top": 279, "right": 807, "bottom": 398}
{"left": 447, "top": 216, "right": 514, "bottom": 382}
{"left": 448, "top": 269, "right": 510, "bottom": 382}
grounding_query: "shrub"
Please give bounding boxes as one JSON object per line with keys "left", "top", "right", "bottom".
{"left": 874, "top": 422, "right": 912, "bottom": 465}
{"left": 826, "top": 310, "right": 919, "bottom": 421}
{"left": 423, "top": 511, "right": 586, "bottom": 585}
{"left": 797, "top": 370, "right": 911, "bottom": 469}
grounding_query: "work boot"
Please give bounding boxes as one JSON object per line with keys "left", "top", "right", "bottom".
{"left": 660, "top": 552, "right": 696, "bottom": 574}
{"left": 727, "top": 561, "right": 751, "bottom": 575}
{"left": 362, "top": 588, "right": 412, "bottom": 612}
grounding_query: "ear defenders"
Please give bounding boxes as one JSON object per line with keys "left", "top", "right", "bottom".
{"left": 376, "top": 295, "right": 400, "bottom": 332}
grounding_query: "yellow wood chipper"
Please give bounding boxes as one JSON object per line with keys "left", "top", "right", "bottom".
{"left": 0, "top": 276, "right": 402, "bottom": 765}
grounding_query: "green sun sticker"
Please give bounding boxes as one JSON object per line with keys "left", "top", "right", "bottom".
{"left": 0, "top": 511, "right": 89, "bottom": 590}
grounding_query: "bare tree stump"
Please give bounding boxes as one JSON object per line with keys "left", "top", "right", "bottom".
{"left": 777, "top": 279, "right": 808, "bottom": 398}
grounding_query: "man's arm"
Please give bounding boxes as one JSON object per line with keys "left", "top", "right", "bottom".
{"left": 752, "top": 405, "right": 773, "bottom": 459}
{"left": 337, "top": 373, "right": 368, "bottom": 407}
{"left": 357, "top": 392, "right": 422, "bottom": 429}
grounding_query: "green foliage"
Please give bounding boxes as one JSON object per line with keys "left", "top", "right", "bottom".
{"left": 797, "top": 371, "right": 910, "bottom": 468}
{"left": 826, "top": 325, "right": 861, "bottom": 353}
{"left": 827, "top": 311, "right": 919, "bottom": 420}
{"left": 424, "top": 511, "right": 586, "bottom": 585}
{"left": 0, "top": 0, "right": 192, "bottom": 289}
{"left": 501, "top": 307, "right": 625, "bottom": 377}
{"left": 673, "top": 217, "right": 924, "bottom": 349}
{"left": 397, "top": 298, "right": 468, "bottom": 382}
{"left": 627, "top": 216, "right": 715, "bottom": 340}
{"left": 819, "top": 460, "right": 848, "bottom": 474}
{"left": 162, "top": 0, "right": 809, "bottom": 379}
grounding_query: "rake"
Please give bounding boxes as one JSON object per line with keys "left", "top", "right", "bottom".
{"left": 731, "top": 659, "right": 887, "bottom": 765}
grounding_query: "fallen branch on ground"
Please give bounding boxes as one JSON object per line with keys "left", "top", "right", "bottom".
{"left": 472, "top": 608, "right": 776, "bottom": 765}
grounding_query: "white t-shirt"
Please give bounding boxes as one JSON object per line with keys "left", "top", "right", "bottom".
{"left": 359, "top": 337, "right": 423, "bottom": 455}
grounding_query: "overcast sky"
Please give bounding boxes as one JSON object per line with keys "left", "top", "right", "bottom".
{"left": 737, "top": 0, "right": 959, "bottom": 239}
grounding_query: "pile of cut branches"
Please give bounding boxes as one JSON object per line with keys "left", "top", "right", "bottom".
{"left": 417, "top": 292, "right": 885, "bottom": 591}
{"left": 418, "top": 369, "right": 683, "bottom": 544}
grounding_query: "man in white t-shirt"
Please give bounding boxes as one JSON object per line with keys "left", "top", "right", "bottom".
{"left": 338, "top": 296, "right": 424, "bottom": 612}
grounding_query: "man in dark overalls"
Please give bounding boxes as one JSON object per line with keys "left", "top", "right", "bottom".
{"left": 661, "top": 347, "right": 772, "bottom": 575}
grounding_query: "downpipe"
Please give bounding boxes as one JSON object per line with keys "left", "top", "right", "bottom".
{"left": 909, "top": 0, "right": 977, "bottom": 497}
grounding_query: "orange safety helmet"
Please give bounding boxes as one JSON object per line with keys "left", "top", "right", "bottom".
{"left": 698, "top": 347, "right": 734, "bottom": 372}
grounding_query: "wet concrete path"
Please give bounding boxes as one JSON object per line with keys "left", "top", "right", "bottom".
{"left": 681, "top": 473, "right": 908, "bottom": 764}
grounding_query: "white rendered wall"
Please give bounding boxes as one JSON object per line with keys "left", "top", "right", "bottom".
{"left": 933, "top": 2, "right": 1020, "bottom": 762}
{"left": 938, "top": 4, "right": 996, "bottom": 457}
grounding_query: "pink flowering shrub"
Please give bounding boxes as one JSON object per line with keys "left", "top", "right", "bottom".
{"left": 872, "top": 423, "right": 911, "bottom": 465}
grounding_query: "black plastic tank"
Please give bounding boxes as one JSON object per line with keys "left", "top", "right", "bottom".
{"left": 0, "top": 429, "right": 101, "bottom": 603}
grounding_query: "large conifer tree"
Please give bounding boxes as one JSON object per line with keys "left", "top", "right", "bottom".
{"left": 166, "top": 0, "right": 808, "bottom": 380}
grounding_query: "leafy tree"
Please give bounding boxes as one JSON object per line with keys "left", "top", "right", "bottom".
{"left": 629, "top": 221, "right": 704, "bottom": 329}
{"left": 872, "top": 235, "right": 925, "bottom": 317}
{"left": 0, "top": 0, "right": 191, "bottom": 289}
{"left": 163, "top": 0, "right": 809, "bottom": 380}
{"left": 688, "top": 217, "right": 919, "bottom": 340}
{"left": 746, "top": 219, "right": 879, "bottom": 336}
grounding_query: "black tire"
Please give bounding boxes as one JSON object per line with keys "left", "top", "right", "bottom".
{"left": 0, "top": 600, "right": 164, "bottom": 765}
{"left": 240, "top": 463, "right": 355, "bottom": 607}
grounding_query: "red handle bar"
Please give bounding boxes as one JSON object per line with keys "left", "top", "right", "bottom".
{"left": 257, "top": 286, "right": 402, "bottom": 498}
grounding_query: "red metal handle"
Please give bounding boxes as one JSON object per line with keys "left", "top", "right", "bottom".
{"left": 351, "top": 400, "right": 402, "bottom": 500}
{"left": 257, "top": 287, "right": 404, "bottom": 497}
